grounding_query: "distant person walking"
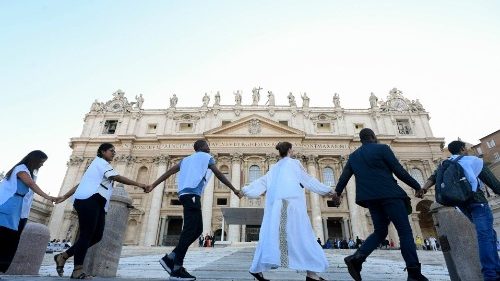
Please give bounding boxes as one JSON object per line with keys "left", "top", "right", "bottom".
{"left": 53, "top": 143, "right": 148, "bottom": 279}
{"left": 0, "top": 150, "right": 57, "bottom": 273}
{"left": 332, "top": 128, "right": 428, "bottom": 281}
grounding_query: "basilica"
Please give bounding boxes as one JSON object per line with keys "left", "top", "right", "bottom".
{"left": 48, "top": 88, "right": 444, "bottom": 247}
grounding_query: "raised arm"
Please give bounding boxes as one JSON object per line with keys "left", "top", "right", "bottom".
{"left": 335, "top": 159, "right": 353, "bottom": 195}
{"left": 242, "top": 174, "right": 268, "bottom": 198}
{"left": 55, "top": 184, "right": 79, "bottom": 203}
{"left": 209, "top": 164, "right": 242, "bottom": 198}
{"left": 148, "top": 163, "right": 181, "bottom": 192}
{"left": 111, "top": 175, "right": 146, "bottom": 190}
{"left": 478, "top": 165, "right": 500, "bottom": 194}
{"left": 382, "top": 145, "right": 421, "bottom": 191}
{"left": 17, "top": 171, "right": 56, "bottom": 202}
{"left": 298, "top": 162, "right": 333, "bottom": 195}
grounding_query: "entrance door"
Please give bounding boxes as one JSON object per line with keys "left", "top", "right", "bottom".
{"left": 327, "top": 218, "right": 344, "bottom": 240}
{"left": 162, "top": 217, "right": 183, "bottom": 246}
{"left": 246, "top": 225, "right": 261, "bottom": 242}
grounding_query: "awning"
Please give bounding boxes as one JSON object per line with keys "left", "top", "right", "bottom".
{"left": 220, "top": 207, "right": 264, "bottom": 225}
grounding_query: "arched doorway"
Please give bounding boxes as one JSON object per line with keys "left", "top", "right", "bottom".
{"left": 416, "top": 200, "right": 437, "bottom": 238}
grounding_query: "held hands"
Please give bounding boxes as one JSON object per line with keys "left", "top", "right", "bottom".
{"left": 330, "top": 193, "right": 342, "bottom": 208}
{"left": 233, "top": 189, "right": 244, "bottom": 199}
{"left": 142, "top": 184, "right": 154, "bottom": 193}
{"left": 415, "top": 188, "right": 427, "bottom": 199}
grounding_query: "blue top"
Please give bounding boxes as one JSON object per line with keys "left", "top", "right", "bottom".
{"left": 0, "top": 178, "right": 30, "bottom": 230}
{"left": 178, "top": 156, "right": 216, "bottom": 197}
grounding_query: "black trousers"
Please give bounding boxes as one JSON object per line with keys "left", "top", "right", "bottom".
{"left": 0, "top": 218, "right": 27, "bottom": 273}
{"left": 358, "top": 198, "right": 419, "bottom": 267}
{"left": 172, "top": 194, "right": 203, "bottom": 266}
{"left": 65, "top": 194, "right": 106, "bottom": 265}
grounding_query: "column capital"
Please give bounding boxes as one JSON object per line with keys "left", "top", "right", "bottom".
{"left": 306, "top": 155, "right": 318, "bottom": 165}
{"left": 265, "top": 153, "right": 279, "bottom": 164}
{"left": 231, "top": 153, "right": 243, "bottom": 163}
{"left": 153, "top": 154, "right": 170, "bottom": 166}
{"left": 67, "top": 155, "right": 84, "bottom": 166}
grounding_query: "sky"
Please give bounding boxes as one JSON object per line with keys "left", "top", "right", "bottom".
{"left": 0, "top": 1, "right": 499, "bottom": 195}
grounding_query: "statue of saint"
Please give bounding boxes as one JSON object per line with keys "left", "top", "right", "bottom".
{"left": 252, "top": 87, "right": 262, "bottom": 105}
{"left": 266, "top": 91, "right": 275, "bottom": 106}
{"left": 333, "top": 93, "right": 341, "bottom": 108}
{"left": 301, "top": 92, "right": 310, "bottom": 108}
{"left": 214, "top": 91, "right": 221, "bottom": 106}
{"left": 369, "top": 92, "right": 378, "bottom": 109}
{"left": 169, "top": 94, "right": 178, "bottom": 108}
{"left": 135, "top": 94, "right": 144, "bottom": 109}
{"left": 288, "top": 92, "right": 297, "bottom": 106}
{"left": 202, "top": 93, "right": 210, "bottom": 107}
{"left": 234, "top": 90, "right": 242, "bottom": 106}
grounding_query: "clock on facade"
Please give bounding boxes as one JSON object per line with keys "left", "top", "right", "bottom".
{"left": 390, "top": 98, "right": 408, "bottom": 111}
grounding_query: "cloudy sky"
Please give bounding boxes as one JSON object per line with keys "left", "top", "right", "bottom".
{"left": 1, "top": 1, "right": 499, "bottom": 195}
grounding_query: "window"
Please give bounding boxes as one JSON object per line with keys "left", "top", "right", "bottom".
{"left": 487, "top": 139, "right": 496, "bottom": 149}
{"left": 103, "top": 120, "right": 118, "bottom": 134}
{"left": 409, "top": 168, "right": 425, "bottom": 186}
{"left": 147, "top": 124, "right": 157, "bottom": 134}
{"left": 217, "top": 198, "right": 228, "bottom": 206}
{"left": 279, "top": 120, "right": 289, "bottom": 126}
{"left": 179, "top": 123, "right": 193, "bottom": 132}
{"left": 170, "top": 199, "right": 181, "bottom": 205}
{"left": 354, "top": 123, "right": 364, "bottom": 134}
{"left": 222, "top": 121, "right": 231, "bottom": 126}
{"left": 396, "top": 120, "right": 412, "bottom": 135}
{"left": 248, "top": 165, "right": 262, "bottom": 183}
{"left": 322, "top": 167, "right": 335, "bottom": 187}
{"left": 219, "top": 165, "right": 230, "bottom": 189}
{"left": 327, "top": 200, "right": 339, "bottom": 208}
{"left": 476, "top": 147, "right": 483, "bottom": 155}
{"left": 317, "top": 123, "right": 331, "bottom": 132}
{"left": 494, "top": 152, "right": 500, "bottom": 162}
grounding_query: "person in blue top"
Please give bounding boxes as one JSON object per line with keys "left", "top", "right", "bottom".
{"left": 0, "top": 150, "right": 57, "bottom": 273}
{"left": 148, "top": 139, "right": 243, "bottom": 281}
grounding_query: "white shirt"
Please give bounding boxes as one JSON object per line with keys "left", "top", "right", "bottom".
{"left": 73, "top": 157, "right": 118, "bottom": 211}
{"left": 0, "top": 164, "right": 31, "bottom": 207}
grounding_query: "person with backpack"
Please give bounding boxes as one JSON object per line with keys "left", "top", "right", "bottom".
{"left": 421, "top": 140, "right": 500, "bottom": 281}
{"left": 332, "top": 128, "right": 428, "bottom": 281}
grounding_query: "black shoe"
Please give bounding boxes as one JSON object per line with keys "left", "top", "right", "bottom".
{"left": 170, "top": 267, "right": 196, "bottom": 281}
{"left": 406, "top": 263, "right": 429, "bottom": 281}
{"left": 344, "top": 252, "right": 366, "bottom": 281}
{"left": 250, "top": 272, "right": 270, "bottom": 281}
{"left": 159, "top": 255, "right": 174, "bottom": 274}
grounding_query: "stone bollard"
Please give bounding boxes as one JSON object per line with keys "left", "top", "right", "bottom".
{"left": 5, "top": 223, "right": 50, "bottom": 275}
{"left": 83, "top": 185, "right": 132, "bottom": 277}
{"left": 430, "top": 202, "right": 482, "bottom": 281}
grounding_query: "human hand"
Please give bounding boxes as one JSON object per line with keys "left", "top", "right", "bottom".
{"left": 234, "top": 190, "right": 244, "bottom": 199}
{"left": 144, "top": 184, "right": 154, "bottom": 193}
{"left": 47, "top": 196, "right": 58, "bottom": 203}
{"left": 331, "top": 193, "right": 342, "bottom": 207}
{"left": 415, "top": 189, "right": 426, "bottom": 199}
{"left": 54, "top": 196, "right": 66, "bottom": 204}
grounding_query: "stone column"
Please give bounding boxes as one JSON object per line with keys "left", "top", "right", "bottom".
{"left": 346, "top": 177, "right": 364, "bottom": 238}
{"left": 6, "top": 223, "right": 50, "bottom": 275}
{"left": 143, "top": 155, "right": 168, "bottom": 246}
{"left": 306, "top": 155, "right": 324, "bottom": 242}
{"left": 342, "top": 217, "right": 350, "bottom": 239}
{"left": 266, "top": 153, "right": 279, "bottom": 169}
{"left": 48, "top": 156, "right": 85, "bottom": 239}
{"left": 228, "top": 153, "right": 242, "bottom": 243}
{"left": 202, "top": 174, "right": 215, "bottom": 235}
{"left": 322, "top": 217, "right": 329, "bottom": 240}
{"left": 83, "top": 185, "right": 132, "bottom": 277}
{"left": 158, "top": 217, "right": 166, "bottom": 246}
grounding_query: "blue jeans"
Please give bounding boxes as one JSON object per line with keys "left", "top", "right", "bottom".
{"left": 460, "top": 203, "right": 500, "bottom": 281}
{"left": 358, "top": 198, "right": 419, "bottom": 267}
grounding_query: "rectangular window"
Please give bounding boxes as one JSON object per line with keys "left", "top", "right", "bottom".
{"left": 170, "top": 199, "right": 181, "bottom": 206}
{"left": 103, "top": 120, "right": 118, "bottom": 134}
{"left": 179, "top": 123, "right": 193, "bottom": 132}
{"left": 216, "top": 198, "right": 228, "bottom": 206}
{"left": 396, "top": 120, "right": 412, "bottom": 135}
{"left": 487, "top": 140, "right": 496, "bottom": 149}
{"left": 279, "top": 120, "right": 289, "bottom": 126}
{"left": 316, "top": 122, "right": 331, "bottom": 132}
{"left": 354, "top": 123, "right": 364, "bottom": 134}
{"left": 222, "top": 121, "right": 231, "bottom": 126}
{"left": 476, "top": 147, "right": 483, "bottom": 155}
{"left": 494, "top": 152, "right": 500, "bottom": 162}
{"left": 326, "top": 200, "right": 338, "bottom": 208}
{"left": 147, "top": 123, "right": 157, "bottom": 134}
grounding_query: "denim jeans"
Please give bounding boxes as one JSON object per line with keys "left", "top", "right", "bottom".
{"left": 460, "top": 203, "right": 500, "bottom": 281}
{"left": 358, "top": 198, "right": 419, "bottom": 267}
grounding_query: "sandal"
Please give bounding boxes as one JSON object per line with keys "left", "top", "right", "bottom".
{"left": 70, "top": 271, "right": 93, "bottom": 279}
{"left": 53, "top": 253, "right": 67, "bottom": 277}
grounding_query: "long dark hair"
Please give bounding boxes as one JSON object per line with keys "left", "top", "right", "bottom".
{"left": 97, "top": 143, "right": 114, "bottom": 158}
{"left": 5, "top": 150, "right": 48, "bottom": 180}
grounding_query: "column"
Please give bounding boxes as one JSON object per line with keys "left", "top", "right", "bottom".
{"left": 158, "top": 217, "right": 166, "bottom": 246}
{"left": 143, "top": 155, "right": 168, "bottom": 246}
{"left": 48, "top": 156, "right": 85, "bottom": 239}
{"left": 221, "top": 217, "right": 225, "bottom": 241}
{"left": 342, "top": 217, "right": 350, "bottom": 239}
{"left": 228, "top": 153, "right": 242, "bottom": 243}
{"left": 322, "top": 217, "right": 329, "bottom": 241}
{"left": 202, "top": 174, "right": 215, "bottom": 235}
{"left": 306, "top": 155, "right": 324, "bottom": 242}
{"left": 346, "top": 177, "right": 364, "bottom": 238}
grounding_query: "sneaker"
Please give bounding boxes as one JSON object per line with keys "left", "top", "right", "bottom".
{"left": 159, "top": 255, "right": 174, "bottom": 274}
{"left": 169, "top": 267, "right": 196, "bottom": 281}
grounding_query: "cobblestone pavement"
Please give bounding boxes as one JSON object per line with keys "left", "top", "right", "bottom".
{"left": 1, "top": 246, "right": 451, "bottom": 281}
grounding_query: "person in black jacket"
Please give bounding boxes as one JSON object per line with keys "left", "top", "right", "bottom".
{"left": 332, "top": 128, "right": 428, "bottom": 281}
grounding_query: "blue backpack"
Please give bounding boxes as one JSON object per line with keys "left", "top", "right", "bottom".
{"left": 435, "top": 155, "right": 474, "bottom": 206}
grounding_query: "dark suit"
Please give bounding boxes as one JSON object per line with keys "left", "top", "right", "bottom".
{"left": 336, "top": 143, "right": 422, "bottom": 267}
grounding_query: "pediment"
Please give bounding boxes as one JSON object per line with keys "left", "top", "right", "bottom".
{"left": 204, "top": 115, "right": 305, "bottom": 138}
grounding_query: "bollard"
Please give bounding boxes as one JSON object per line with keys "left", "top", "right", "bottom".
{"left": 83, "top": 185, "right": 132, "bottom": 277}
{"left": 430, "top": 202, "right": 482, "bottom": 281}
{"left": 5, "top": 223, "right": 50, "bottom": 275}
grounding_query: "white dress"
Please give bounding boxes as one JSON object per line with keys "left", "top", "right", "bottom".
{"left": 242, "top": 157, "right": 333, "bottom": 273}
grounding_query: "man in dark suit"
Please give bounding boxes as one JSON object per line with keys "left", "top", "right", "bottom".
{"left": 332, "top": 128, "right": 428, "bottom": 281}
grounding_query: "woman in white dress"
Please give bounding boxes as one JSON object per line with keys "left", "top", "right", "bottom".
{"left": 242, "top": 142, "right": 339, "bottom": 281}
